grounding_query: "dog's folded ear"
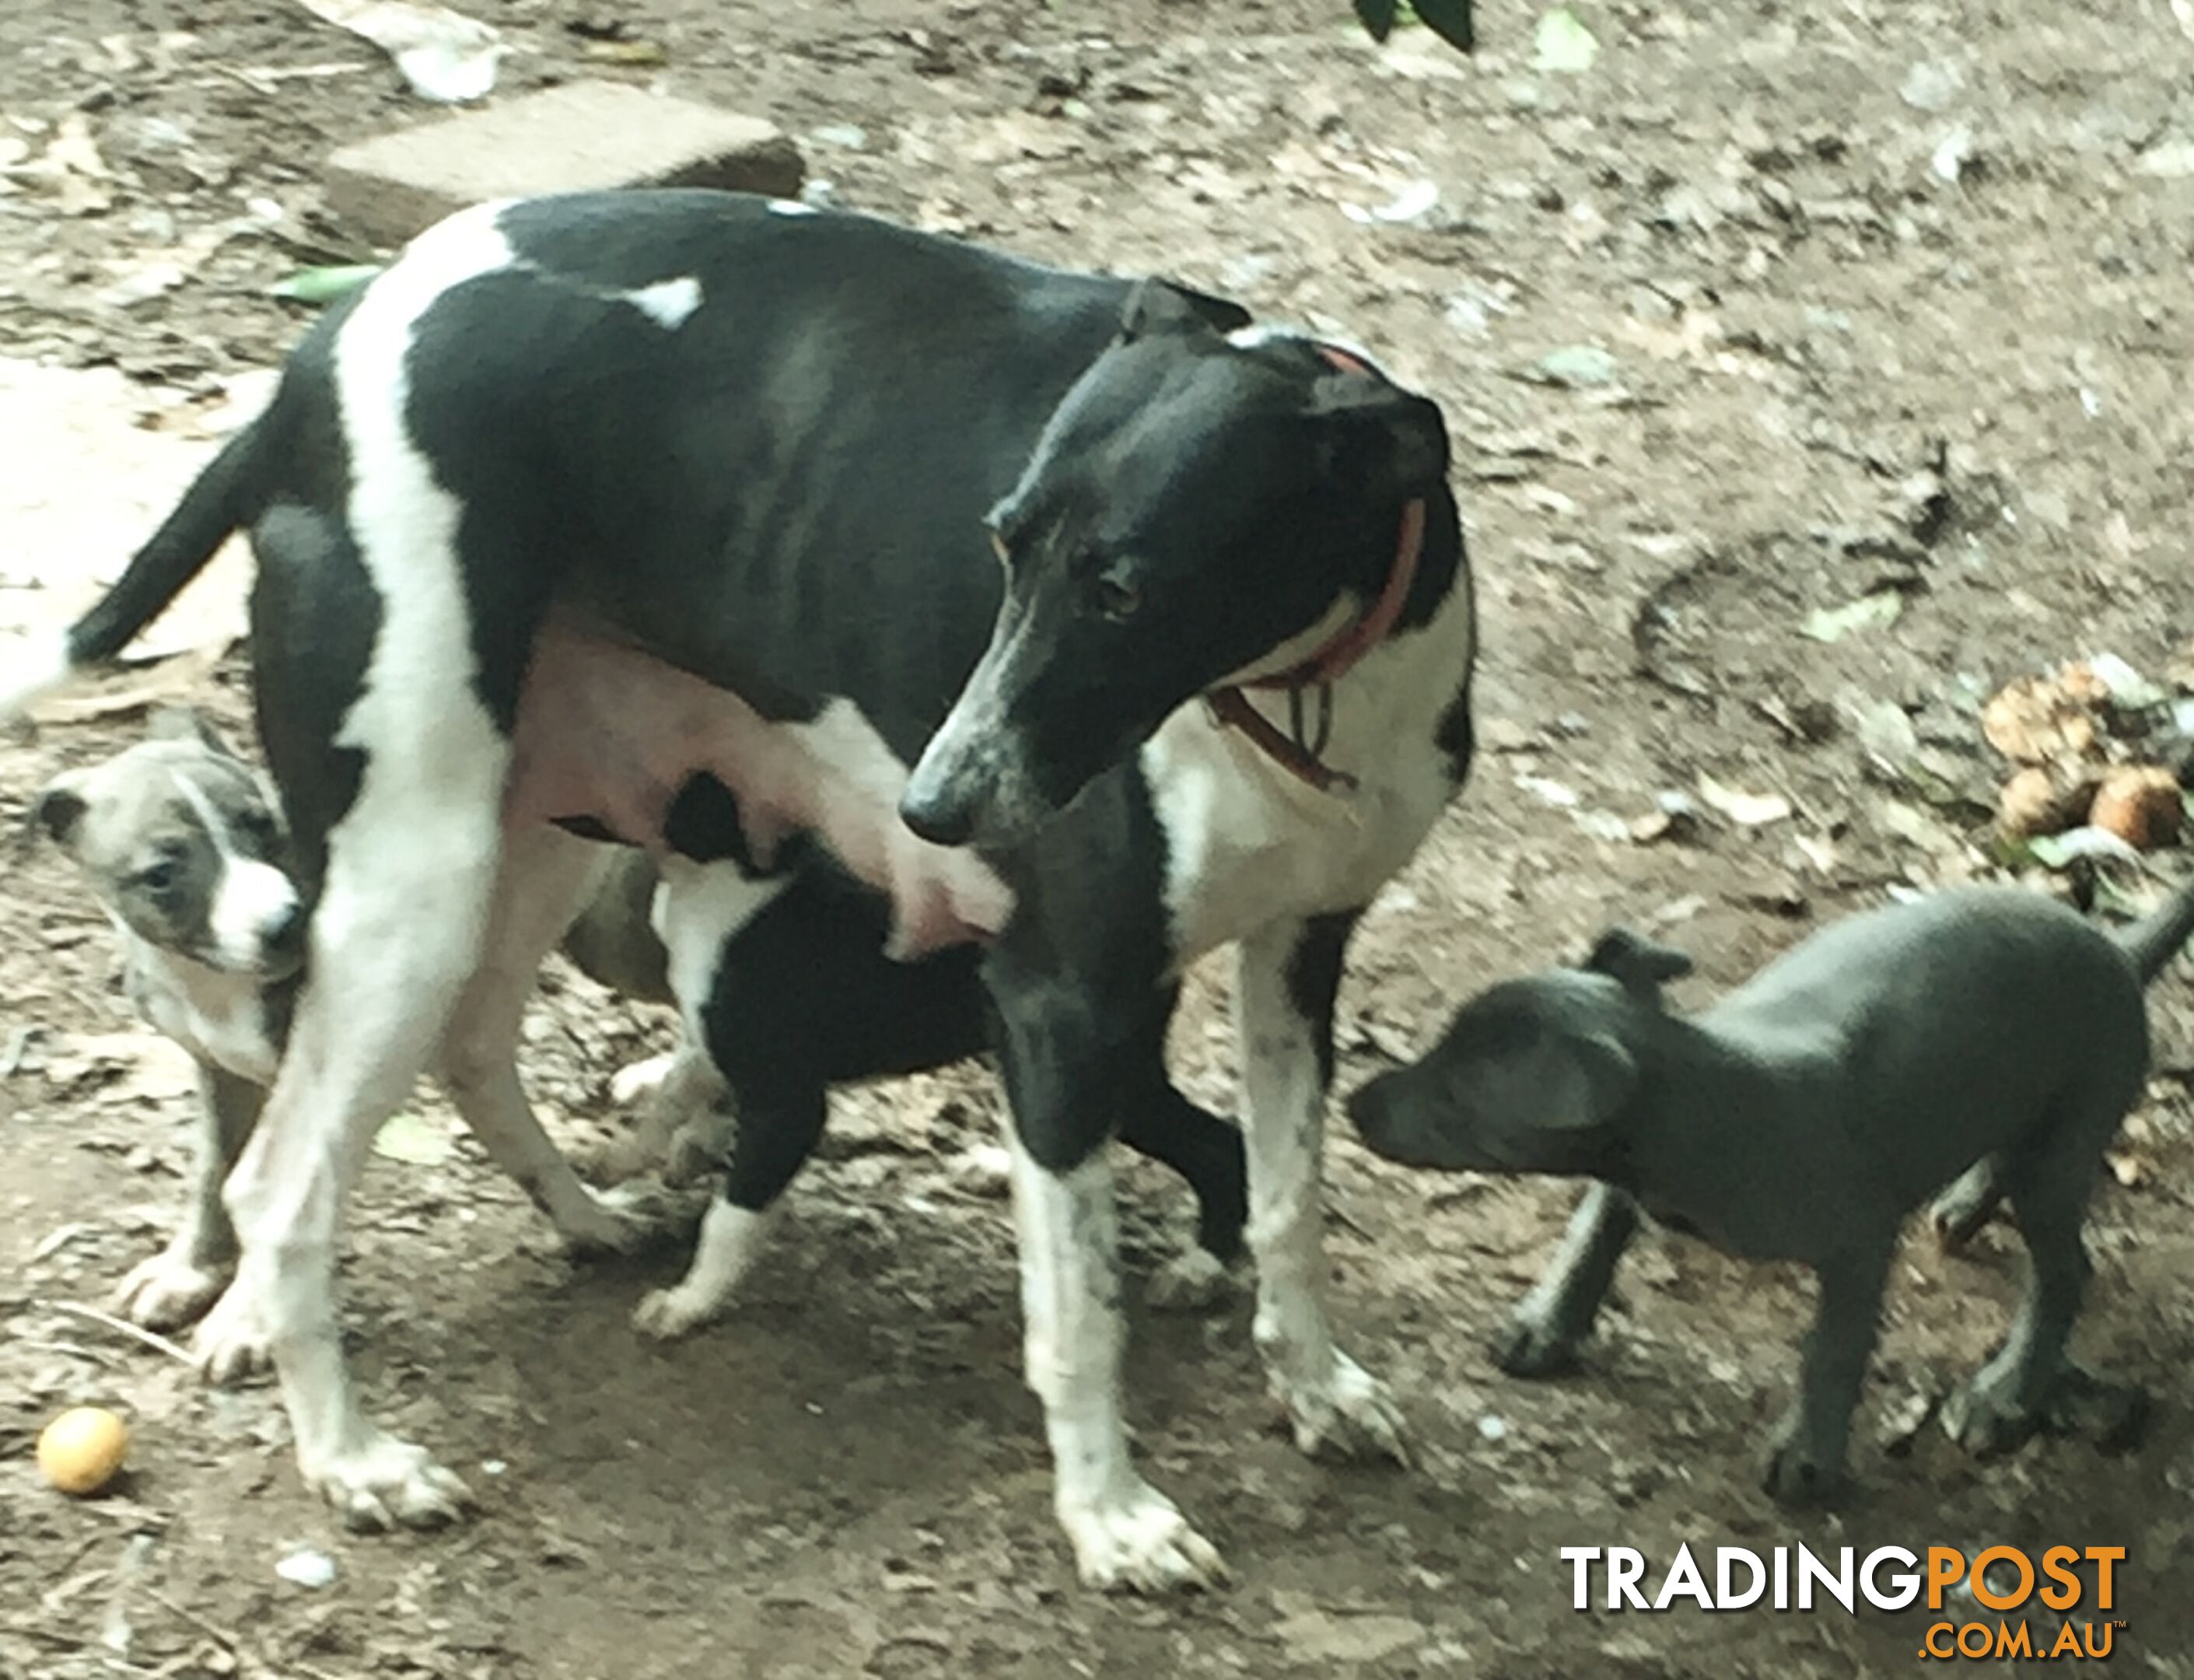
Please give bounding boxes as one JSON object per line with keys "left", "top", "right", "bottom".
{"left": 1305, "top": 376, "right": 1451, "bottom": 503}
{"left": 1585, "top": 926, "right": 1694, "bottom": 1004}
{"left": 31, "top": 773, "right": 89, "bottom": 852}
{"left": 1117, "top": 277, "right": 1253, "bottom": 342}
{"left": 148, "top": 705, "right": 233, "bottom": 758}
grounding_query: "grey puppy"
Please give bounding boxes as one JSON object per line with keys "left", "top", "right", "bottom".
{"left": 1347, "top": 879, "right": 2194, "bottom": 1504}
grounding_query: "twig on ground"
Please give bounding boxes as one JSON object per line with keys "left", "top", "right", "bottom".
{"left": 40, "top": 1299, "right": 198, "bottom": 1367}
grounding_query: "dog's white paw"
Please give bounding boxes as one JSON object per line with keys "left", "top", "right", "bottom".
{"left": 1273, "top": 1351, "right": 1411, "bottom": 1465}
{"left": 1059, "top": 1482, "right": 1226, "bottom": 1593}
{"left": 1145, "top": 1248, "right": 1237, "bottom": 1314}
{"left": 303, "top": 1433, "right": 472, "bottom": 1532}
{"left": 558, "top": 1183, "right": 662, "bottom": 1255}
{"left": 114, "top": 1248, "right": 229, "bottom": 1332}
{"left": 632, "top": 1283, "right": 720, "bottom": 1342}
{"left": 191, "top": 1285, "right": 271, "bottom": 1385}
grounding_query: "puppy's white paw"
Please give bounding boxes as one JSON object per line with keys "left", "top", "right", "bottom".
{"left": 114, "top": 1248, "right": 229, "bottom": 1331}
{"left": 191, "top": 1284, "right": 271, "bottom": 1385}
{"left": 632, "top": 1283, "right": 720, "bottom": 1342}
{"left": 1059, "top": 1482, "right": 1226, "bottom": 1593}
{"left": 303, "top": 1433, "right": 472, "bottom": 1532}
{"left": 1272, "top": 1351, "right": 1411, "bottom": 1465}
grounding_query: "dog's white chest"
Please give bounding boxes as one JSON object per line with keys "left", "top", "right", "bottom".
{"left": 1143, "top": 627, "right": 1464, "bottom": 967}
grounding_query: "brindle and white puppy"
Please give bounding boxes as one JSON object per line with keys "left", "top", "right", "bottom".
{"left": 34, "top": 708, "right": 303, "bottom": 1348}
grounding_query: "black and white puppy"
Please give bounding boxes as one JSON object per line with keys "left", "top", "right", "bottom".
{"left": 570, "top": 843, "right": 1251, "bottom": 1336}
{"left": 3, "top": 190, "right": 1477, "bottom": 1587}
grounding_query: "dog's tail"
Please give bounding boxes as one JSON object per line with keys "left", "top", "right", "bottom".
{"left": 0, "top": 416, "right": 268, "bottom": 722}
{"left": 2116, "top": 868, "right": 2194, "bottom": 985}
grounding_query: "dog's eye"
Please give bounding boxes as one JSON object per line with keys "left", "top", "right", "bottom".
{"left": 135, "top": 859, "right": 179, "bottom": 895}
{"left": 1091, "top": 569, "right": 1140, "bottom": 624}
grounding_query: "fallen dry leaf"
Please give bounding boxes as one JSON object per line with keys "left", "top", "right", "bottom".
{"left": 1980, "top": 663, "right": 2107, "bottom": 765}
{"left": 41, "top": 1031, "right": 197, "bottom": 1102}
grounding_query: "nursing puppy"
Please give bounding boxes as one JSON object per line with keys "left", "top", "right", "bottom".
{"left": 569, "top": 845, "right": 1249, "bottom": 1338}
{"left": 5, "top": 191, "right": 1477, "bottom": 1584}
{"left": 1349, "top": 880, "right": 2192, "bottom": 1503}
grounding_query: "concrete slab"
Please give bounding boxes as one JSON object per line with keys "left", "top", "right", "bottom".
{"left": 325, "top": 80, "right": 804, "bottom": 247}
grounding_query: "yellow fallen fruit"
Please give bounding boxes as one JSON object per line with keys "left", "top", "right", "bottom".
{"left": 37, "top": 1405, "right": 129, "bottom": 1496}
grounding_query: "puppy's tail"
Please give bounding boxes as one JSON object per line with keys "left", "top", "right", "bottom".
{"left": 0, "top": 416, "right": 268, "bottom": 722}
{"left": 2116, "top": 868, "right": 2194, "bottom": 985}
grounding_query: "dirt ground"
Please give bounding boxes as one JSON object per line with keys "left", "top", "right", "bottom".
{"left": 5, "top": 0, "right": 2194, "bottom": 1675}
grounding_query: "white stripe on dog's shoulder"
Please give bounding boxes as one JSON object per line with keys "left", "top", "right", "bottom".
{"left": 625, "top": 276, "right": 702, "bottom": 330}
{"left": 765, "top": 198, "right": 818, "bottom": 217}
{"left": 0, "top": 628, "right": 74, "bottom": 722}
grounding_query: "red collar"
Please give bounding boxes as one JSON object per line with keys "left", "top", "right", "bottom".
{"left": 1205, "top": 338, "right": 1426, "bottom": 794}
{"left": 1204, "top": 499, "right": 1425, "bottom": 793}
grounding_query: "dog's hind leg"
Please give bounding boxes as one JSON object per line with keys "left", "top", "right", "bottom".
{"left": 116, "top": 1064, "right": 263, "bottom": 1335}
{"left": 1235, "top": 912, "right": 1407, "bottom": 1464}
{"left": 217, "top": 204, "right": 546, "bottom": 1529}
{"left": 436, "top": 828, "right": 652, "bottom": 1251}
{"left": 1492, "top": 1181, "right": 1640, "bottom": 1377}
{"left": 1763, "top": 1237, "right": 1894, "bottom": 1505}
{"left": 1943, "top": 1131, "right": 2106, "bottom": 1456}
{"left": 219, "top": 792, "right": 508, "bottom": 1531}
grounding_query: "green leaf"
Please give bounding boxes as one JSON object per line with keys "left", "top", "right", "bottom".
{"left": 270, "top": 264, "right": 383, "bottom": 306}
{"left": 1354, "top": 0, "right": 1401, "bottom": 42}
{"left": 1798, "top": 590, "right": 1904, "bottom": 642}
{"left": 1412, "top": 0, "right": 1475, "bottom": 51}
{"left": 1531, "top": 344, "right": 1617, "bottom": 387}
{"left": 373, "top": 1111, "right": 455, "bottom": 1166}
{"left": 1533, "top": 6, "right": 1599, "bottom": 73}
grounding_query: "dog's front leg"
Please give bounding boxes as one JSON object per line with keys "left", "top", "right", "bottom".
{"left": 115, "top": 1063, "right": 262, "bottom": 1335}
{"left": 1236, "top": 913, "right": 1407, "bottom": 1462}
{"left": 1763, "top": 1241, "right": 1893, "bottom": 1505}
{"left": 1003, "top": 1130, "right": 1223, "bottom": 1591}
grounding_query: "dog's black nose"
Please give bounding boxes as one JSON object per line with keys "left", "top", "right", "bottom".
{"left": 265, "top": 899, "right": 306, "bottom": 953}
{"left": 899, "top": 783, "right": 976, "bottom": 848}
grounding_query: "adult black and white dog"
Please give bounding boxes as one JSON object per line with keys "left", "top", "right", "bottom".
{"left": 3, "top": 190, "right": 1477, "bottom": 1589}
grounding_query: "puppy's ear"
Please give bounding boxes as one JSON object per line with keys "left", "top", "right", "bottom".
{"left": 148, "top": 705, "right": 233, "bottom": 758}
{"left": 32, "top": 772, "right": 90, "bottom": 852}
{"left": 1118, "top": 277, "right": 1253, "bottom": 342}
{"left": 1305, "top": 375, "right": 1450, "bottom": 503}
{"left": 1585, "top": 926, "right": 1693, "bottom": 1006}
